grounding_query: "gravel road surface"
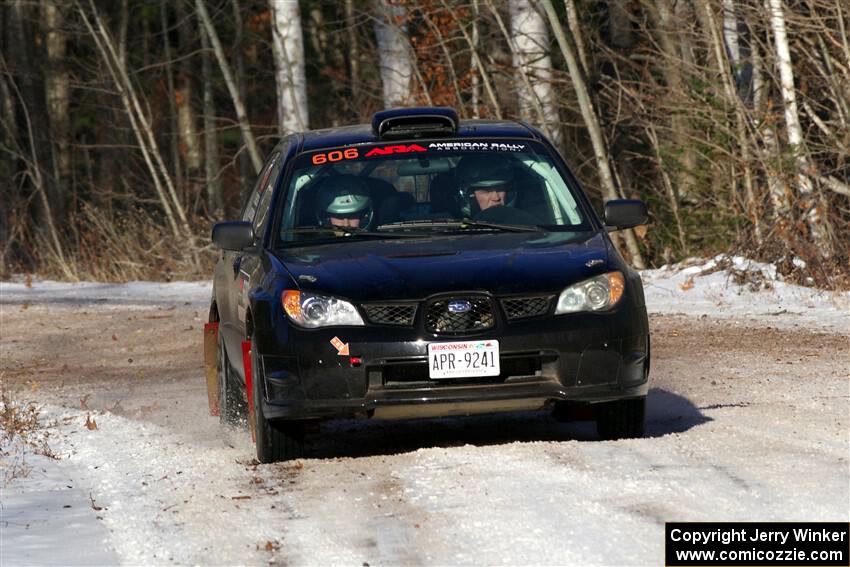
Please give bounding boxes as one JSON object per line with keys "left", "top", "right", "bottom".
{"left": 1, "top": 296, "right": 847, "bottom": 565}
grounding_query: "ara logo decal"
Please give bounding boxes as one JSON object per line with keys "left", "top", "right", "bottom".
{"left": 364, "top": 144, "right": 427, "bottom": 157}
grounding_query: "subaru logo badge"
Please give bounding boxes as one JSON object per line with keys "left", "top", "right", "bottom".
{"left": 447, "top": 299, "right": 472, "bottom": 314}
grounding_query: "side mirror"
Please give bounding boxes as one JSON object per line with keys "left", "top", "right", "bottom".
{"left": 212, "top": 221, "right": 254, "bottom": 250}
{"left": 603, "top": 199, "right": 648, "bottom": 230}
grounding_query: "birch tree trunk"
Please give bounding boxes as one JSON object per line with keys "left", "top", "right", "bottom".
{"left": 344, "top": 0, "right": 362, "bottom": 111}
{"left": 766, "top": 0, "right": 829, "bottom": 249}
{"left": 160, "top": 0, "right": 184, "bottom": 194}
{"left": 229, "top": 0, "right": 253, "bottom": 201}
{"left": 43, "top": 0, "right": 71, "bottom": 214}
{"left": 564, "top": 0, "right": 590, "bottom": 76}
{"left": 0, "top": 76, "right": 17, "bottom": 268}
{"left": 541, "top": 0, "right": 646, "bottom": 268}
{"left": 270, "top": 0, "right": 309, "bottom": 134}
{"left": 374, "top": 0, "right": 413, "bottom": 107}
{"left": 11, "top": 0, "right": 59, "bottom": 229}
{"left": 753, "top": 43, "right": 790, "bottom": 216}
{"left": 696, "top": 0, "right": 762, "bottom": 244}
{"left": 195, "top": 0, "right": 263, "bottom": 174}
{"left": 507, "top": 0, "right": 561, "bottom": 146}
{"left": 471, "top": 0, "right": 481, "bottom": 118}
{"left": 200, "top": 25, "right": 222, "bottom": 215}
{"left": 646, "top": 0, "right": 698, "bottom": 200}
{"left": 176, "top": 0, "right": 202, "bottom": 173}
{"left": 722, "top": 0, "right": 741, "bottom": 73}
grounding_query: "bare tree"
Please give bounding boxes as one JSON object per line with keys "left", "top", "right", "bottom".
{"left": 200, "top": 24, "right": 222, "bottom": 215}
{"left": 77, "top": 0, "right": 195, "bottom": 250}
{"left": 195, "top": 0, "right": 263, "bottom": 174}
{"left": 541, "top": 0, "right": 646, "bottom": 268}
{"left": 9, "top": 0, "right": 60, "bottom": 229}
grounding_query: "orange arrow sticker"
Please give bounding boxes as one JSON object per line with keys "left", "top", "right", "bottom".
{"left": 330, "top": 336, "right": 350, "bottom": 356}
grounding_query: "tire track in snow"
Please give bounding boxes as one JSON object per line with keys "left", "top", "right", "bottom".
{"left": 261, "top": 455, "right": 433, "bottom": 565}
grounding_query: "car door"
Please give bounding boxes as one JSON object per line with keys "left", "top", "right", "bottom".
{"left": 219, "top": 153, "right": 280, "bottom": 368}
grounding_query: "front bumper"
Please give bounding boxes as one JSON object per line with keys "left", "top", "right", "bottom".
{"left": 254, "top": 305, "right": 650, "bottom": 421}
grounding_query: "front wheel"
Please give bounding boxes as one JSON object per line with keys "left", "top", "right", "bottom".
{"left": 252, "top": 339, "right": 305, "bottom": 463}
{"left": 596, "top": 397, "right": 646, "bottom": 440}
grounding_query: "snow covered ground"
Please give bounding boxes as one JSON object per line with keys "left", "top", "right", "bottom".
{"left": 1, "top": 257, "right": 848, "bottom": 566}
{"left": 641, "top": 255, "right": 849, "bottom": 333}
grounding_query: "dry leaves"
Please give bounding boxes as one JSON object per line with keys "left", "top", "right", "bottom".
{"left": 85, "top": 414, "right": 98, "bottom": 430}
{"left": 679, "top": 276, "right": 695, "bottom": 291}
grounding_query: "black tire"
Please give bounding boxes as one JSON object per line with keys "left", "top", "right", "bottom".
{"left": 218, "top": 333, "right": 247, "bottom": 426}
{"left": 596, "top": 396, "right": 646, "bottom": 440}
{"left": 252, "top": 339, "right": 305, "bottom": 463}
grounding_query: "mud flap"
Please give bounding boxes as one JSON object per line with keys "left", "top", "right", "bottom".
{"left": 241, "top": 340, "right": 256, "bottom": 443}
{"left": 203, "top": 323, "right": 220, "bottom": 416}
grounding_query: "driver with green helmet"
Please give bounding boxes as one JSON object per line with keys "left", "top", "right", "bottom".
{"left": 316, "top": 175, "right": 374, "bottom": 229}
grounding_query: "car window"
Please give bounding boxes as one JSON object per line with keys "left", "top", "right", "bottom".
{"left": 252, "top": 153, "right": 283, "bottom": 240}
{"left": 277, "top": 140, "right": 591, "bottom": 243}
{"left": 241, "top": 153, "right": 280, "bottom": 223}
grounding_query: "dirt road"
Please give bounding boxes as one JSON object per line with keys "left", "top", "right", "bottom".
{"left": 1, "top": 298, "right": 847, "bottom": 565}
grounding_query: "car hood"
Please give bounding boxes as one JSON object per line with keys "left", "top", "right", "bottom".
{"left": 275, "top": 231, "right": 611, "bottom": 301}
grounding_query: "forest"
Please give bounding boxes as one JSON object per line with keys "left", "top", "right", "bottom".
{"left": 1, "top": 0, "right": 848, "bottom": 286}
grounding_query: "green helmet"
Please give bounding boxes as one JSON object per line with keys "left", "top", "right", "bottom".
{"left": 316, "top": 175, "right": 373, "bottom": 227}
{"left": 455, "top": 155, "right": 515, "bottom": 216}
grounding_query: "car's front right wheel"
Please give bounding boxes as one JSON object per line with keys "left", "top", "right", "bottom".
{"left": 595, "top": 396, "right": 646, "bottom": 440}
{"left": 251, "top": 339, "right": 305, "bottom": 463}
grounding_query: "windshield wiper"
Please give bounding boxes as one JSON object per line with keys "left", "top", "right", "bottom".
{"left": 280, "top": 226, "right": 419, "bottom": 239}
{"left": 377, "top": 218, "right": 541, "bottom": 233}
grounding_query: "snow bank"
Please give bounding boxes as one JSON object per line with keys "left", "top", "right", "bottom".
{"left": 641, "top": 255, "right": 849, "bottom": 334}
{"left": 2, "top": 255, "right": 846, "bottom": 332}
{"left": 0, "top": 279, "right": 211, "bottom": 308}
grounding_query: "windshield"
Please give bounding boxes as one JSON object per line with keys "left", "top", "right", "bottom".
{"left": 277, "top": 139, "right": 592, "bottom": 244}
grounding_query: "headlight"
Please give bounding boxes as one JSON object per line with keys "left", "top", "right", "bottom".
{"left": 281, "top": 290, "right": 365, "bottom": 328}
{"left": 555, "top": 272, "right": 625, "bottom": 314}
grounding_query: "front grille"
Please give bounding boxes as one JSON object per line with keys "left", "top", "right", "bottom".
{"left": 362, "top": 303, "right": 417, "bottom": 326}
{"left": 425, "top": 297, "right": 495, "bottom": 334}
{"left": 501, "top": 296, "right": 553, "bottom": 320}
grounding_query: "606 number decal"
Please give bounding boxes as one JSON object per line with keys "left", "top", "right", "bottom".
{"left": 311, "top": 148, "right": 359, "bottom": 165}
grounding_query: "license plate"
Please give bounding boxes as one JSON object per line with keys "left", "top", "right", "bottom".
{"left": 428, "top": 340, "right": 500, "bottom": 379}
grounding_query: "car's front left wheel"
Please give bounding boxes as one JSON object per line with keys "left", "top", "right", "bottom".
{"left": 251, "top": 339, "right": 305, "bottom": 463}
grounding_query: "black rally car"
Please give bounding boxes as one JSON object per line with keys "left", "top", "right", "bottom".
{"left": 204, "top": 107, "right": 650, "bottom": 463}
